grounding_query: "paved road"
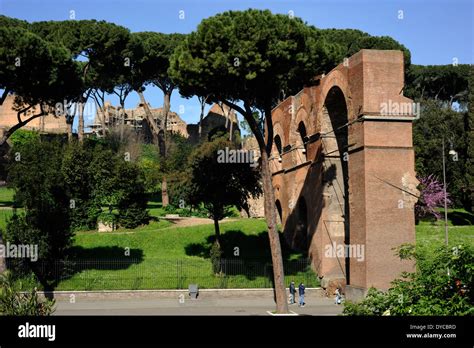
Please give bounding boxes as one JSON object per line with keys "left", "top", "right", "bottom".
{"left": 54, "top": 297, "right": 344, "bottom": 316}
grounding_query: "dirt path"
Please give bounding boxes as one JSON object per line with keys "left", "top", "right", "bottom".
{"left": 86, "top": 217, "right": 243, "bottom": 235}
{"left": 159, "top": 217, "right": 239, "bottom": 228}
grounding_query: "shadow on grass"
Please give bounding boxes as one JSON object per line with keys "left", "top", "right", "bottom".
{"left": 185, "top": 229, "right": 307, "bottom": 261}
{"left": 67, "top": 245, "right": 144, "bottom": 265}
{"left": 147, "top": 202, "right": 162, "bottom": 209}
{"left": 418, "top": 210, "right": 474, "bottom": 226}
{"left": 0, "top": 200, "right": 13, "bottom": 207}
{"left": 6, "top": 246, "right": 144, "bottom": 297}
{"left": 184, "top": 229, "right": 311, "bottom": 281}
{"left": 447, "top": 211, "right": 474, "bottom": 226}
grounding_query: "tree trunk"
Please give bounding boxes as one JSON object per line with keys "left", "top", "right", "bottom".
{"left": 161, "top": 176, "right": 169, "bottom": 207}
{"left": 67, "top": 121, "right": 73, "bottom": 141}
{"left": 212, "top": 215, "right": 222, "bottom": 274}
{"left": 221, "top": 103, "right": 229, "bottom": 129}
{"left": 78, "top": 101, "right": 84, "bottom": 142}
{"left": 229, "top": 112, "right": 233, "bottom": 142}
{"left": 160, "top": 92, "right": 171, "bottom": 207}
{"left": 198, "top": 100, "right": 205, "bottom": 137}
{"left": 137, "top": 90, "right": 160, "bottom": 140}
{"left": 259, "top": 104, "right": 287, "bottom": 313}
{"left": 222, "top": 99, "right": 288, "bottom": 314}
{"left": 0, "top": 105, "right": 45, "bottom": 148}
{"left": 213, "top": 217, "right": 221, "bottom": 244}
{"left": 162, "top": 92, "right": 171, "bottom": 154}
{"left": 260, "top": 148, "right": 288, "bottom": 313}
{"left": 120, "top": 101, "right": 126, "bottom": 142}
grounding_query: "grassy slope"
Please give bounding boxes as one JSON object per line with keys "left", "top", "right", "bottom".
{"left": 57, "top": 219, "right": 315, "bottom": 290}
{"left": 73, "top": 219, "right": 267, "bottom": 260}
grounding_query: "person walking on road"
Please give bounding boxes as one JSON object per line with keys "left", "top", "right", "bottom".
{"left": 289, "top": 281, "right": 296, "bottom": 304}
{"left": 298, "top": 282, "right": 305, "bottom": 307}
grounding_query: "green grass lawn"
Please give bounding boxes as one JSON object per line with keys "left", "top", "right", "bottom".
{"left": 0, "top": 187, "right": 17, "bottom": 230}
{"left": 54, "top": 219, "right": 316, "bottom": 290}
{"left": 416, "top": 209, "right": 474, "bottom": 248}
{"left": 0, "top": 209, "right": 15, "bottom": 230}
{"left": 0, "top": 187, "right": 14, "bottom": 207}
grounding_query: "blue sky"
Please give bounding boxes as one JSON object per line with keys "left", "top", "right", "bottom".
{"left": 1, "top": 0, "right": 472, "bottom": 130}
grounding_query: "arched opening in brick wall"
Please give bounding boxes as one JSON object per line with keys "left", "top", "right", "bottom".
{"left": 297, "top": 121, "right": 308, "bottom": 163}
{"left": 293, "top": 196, "right": 308, "bottom": 252}
{"left": 274, "top": 134, "right": 283, "bottom": 159}
{"left": 275, "top": 199, "right": 283, "bottom": 225}
{"left": 320, "top": 86, "right": 350, "bottom": 282}
{"left": 272, "top": 134, "right": 283, "bottom": 172}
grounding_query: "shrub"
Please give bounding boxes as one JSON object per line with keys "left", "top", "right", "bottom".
{"left": 116, "top": 160, "right": 150, "bottom": 229}
{"left": 118, "top": 203, "right": 149, "bottom": 229}
{"left": 76, "top": 143, "right": 150, "bottom": 229}
{"left": 6, "top": 139, "right": 73, "bottom": 289}
{"left": 61, "top": 141, "right": 96, "bottom": 230}
{"left": 138, "top": 144, "right": 162, "bottom": 195}
{"left": 98, "top": 211, "right": 117, "bottom": 225}
{"left": 9, "top": 129, "right": 40, "bottom": 148}
{"left": 343, "top": 243, "right": 473, "bottom": 316}
{"left": 162, "top": 204, "right": 209, "bottom": 218}
{"left": 0, "top": 271, "right": 55, "bottom": 316}
{"left": 210, "top": 241, "right": 223, "bottom": 274}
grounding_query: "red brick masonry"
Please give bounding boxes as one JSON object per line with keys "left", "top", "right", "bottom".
{"left": 270, "top": 50, "right": 418, "bottom": 300}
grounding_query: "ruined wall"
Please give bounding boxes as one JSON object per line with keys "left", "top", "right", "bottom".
{"left": 239, "top": 134, "right": 265, "bottom": 218}
{"left": 93, "top": 102, "right": 189, "bottom": 138}
{"left": 0, "top": 94, "right": 68, "bottom": 136}
{"left": 187, "top": 104, "right": 239, "bottom": 144}
{"left": 270, "top": 50, "right": 418, "bottom": 296}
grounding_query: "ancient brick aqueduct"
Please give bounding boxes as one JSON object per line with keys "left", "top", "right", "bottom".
{"left": 270, "top": 49, "right": 419, "bottom": 299}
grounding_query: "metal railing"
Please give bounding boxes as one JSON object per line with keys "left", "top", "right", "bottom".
{"left": 6, "top": 258, "right": 319, "bottom": 290}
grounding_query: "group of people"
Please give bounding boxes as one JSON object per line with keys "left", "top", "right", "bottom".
{"left": 288, "top": 281, "right": 306, "bottom": 306}
{"left": 288, "top": 281, "right": 344, "bottom": 306}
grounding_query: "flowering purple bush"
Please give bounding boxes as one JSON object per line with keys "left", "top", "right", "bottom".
{"left": 415, "top": 175, "right": 451, "bottom": 220}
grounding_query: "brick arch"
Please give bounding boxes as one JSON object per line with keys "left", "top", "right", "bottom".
{"left": 272, "top": 106, "right": 284, "bottom": 120}
{"left": 271, "top": 108, "right": 286, "bottom": 142}
{"left": 317, "top": 69, "right": 355, "bottom": 124}
{"left": 293, "top": 106, "right": 310, "bottom": 139}
{"left": 273, "top": 181, "right": 283, "bottom": 202}
{"left": 298, "top": 92, "right": 314, "bottom": 127}
{"left": 270, "top": 121, "right": 285, "bottom": 172}
{"left": 316, "top": 84, "right": 351, "bottom": 285}
{"left": 272, "top": 175, "right": 286, "bottom": 220}
{"left": 290, "top": 107, "right": 310, "bottom": 165}
{"left": 272, "top": 121, "right": 285, "bottom": 147}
